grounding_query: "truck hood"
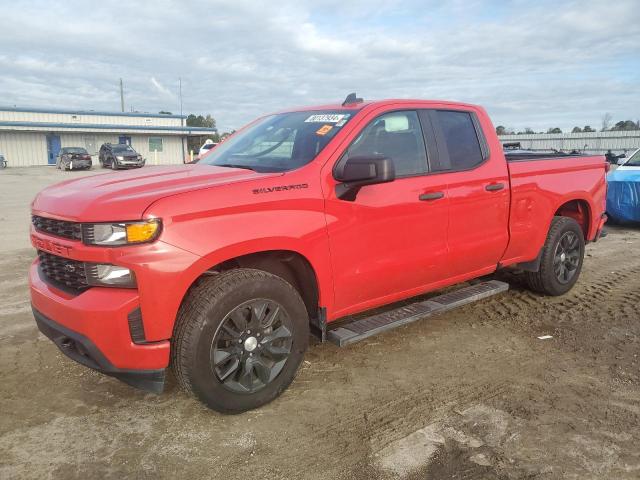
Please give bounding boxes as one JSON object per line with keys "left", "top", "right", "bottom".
{"left": 32, "top": 165, "right": 279, "bottom": 222}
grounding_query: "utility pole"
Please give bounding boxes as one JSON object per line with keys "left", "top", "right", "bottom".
{"left": 119, "top": 78, "right": 125, "bottom": 112}
{"left": 179, "top": 77, "right": 186, "bottom": 162}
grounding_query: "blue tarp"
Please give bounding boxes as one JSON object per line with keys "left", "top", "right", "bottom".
{"left": 607, "top": 169, "right": 640, "bottom": 223}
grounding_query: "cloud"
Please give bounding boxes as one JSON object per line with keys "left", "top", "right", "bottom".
{"left": 0, "top": 0, "right": 638, "bottom": 132}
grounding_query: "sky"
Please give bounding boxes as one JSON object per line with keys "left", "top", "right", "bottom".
{"left": 0, "top": 0, "right": 638, "bottom": 133}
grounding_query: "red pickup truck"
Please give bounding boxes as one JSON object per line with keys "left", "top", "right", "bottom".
{"left": 30, "top": 96, "right": 607, "bottom": 412}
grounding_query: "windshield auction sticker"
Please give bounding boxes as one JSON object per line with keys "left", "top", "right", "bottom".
{"left": 305, "top": 114, "right": 347, "bottom": 123}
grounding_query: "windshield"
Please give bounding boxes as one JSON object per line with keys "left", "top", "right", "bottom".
{"left": 62, "top": 147, "right": 87, "bottom": 154}
{"left": 623, "top": 149, "right": 640, "bottom": 167}
{"left": 200, "top": 110, "right": 356, "bottom": 172}
{"left": 113, "top": 145, "right": 135, "bottom": 153}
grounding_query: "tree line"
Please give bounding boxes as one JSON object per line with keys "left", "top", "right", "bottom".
{"left": 496, "top": 114, "right": 640, "bottom": 136}
{"left": 159, "top": 112, "right": 236, "bottom": 154}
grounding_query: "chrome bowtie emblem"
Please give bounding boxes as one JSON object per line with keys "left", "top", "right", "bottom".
{"left": 64, "top": 264, "right": 76, "bottom": 273}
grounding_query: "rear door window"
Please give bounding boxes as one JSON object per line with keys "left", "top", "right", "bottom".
{"left": 436, "top": 110, "right": 484, "bottom": 171}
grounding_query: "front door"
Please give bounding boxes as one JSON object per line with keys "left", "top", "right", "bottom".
{"left": 46, "top": 134, "right": 61, "bottom": 165}
{"left": 324, "top": 109, "right": 450, "bottom": 318}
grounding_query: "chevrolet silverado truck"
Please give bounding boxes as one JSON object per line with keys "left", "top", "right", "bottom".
{"left": 29, "top": 95, "right": 608, "bottom": 413}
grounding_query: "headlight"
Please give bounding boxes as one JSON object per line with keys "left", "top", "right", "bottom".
{"left": 116, "top": 156, "right": 124, "bottom": 160}
{"left": 86, "top": 264, "right": 136, "bottom": 288}
{"left": 82, "top": 219, "right": 161, "bottom": 246}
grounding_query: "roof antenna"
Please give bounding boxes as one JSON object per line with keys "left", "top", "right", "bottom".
{"left": 342, "top": 92, "right": 363, "bottom": 106}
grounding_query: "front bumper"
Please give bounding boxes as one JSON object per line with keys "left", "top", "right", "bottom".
{"left": 33, "top": 307, "right": 166, "bottom": 393}
{"left": 116, "top": 158, "right": 145, "bottom": 168}
{"left": 29, "top": 260, "right": 170, "bottom": 392}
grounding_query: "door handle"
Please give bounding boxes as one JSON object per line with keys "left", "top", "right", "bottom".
{"left": 485, "top": 183, "right": 505, "bottom": 192}
{"left": 419, "top": 192, "right": 445, "bottom": 201}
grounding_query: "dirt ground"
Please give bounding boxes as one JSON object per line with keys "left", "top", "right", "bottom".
{"left": 1, "top": 166, "right": 639, "bottom": 480}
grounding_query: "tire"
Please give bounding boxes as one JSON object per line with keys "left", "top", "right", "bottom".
{"left": 172, "top": 269, "right": 309, "bottom": 413}
{"left": 110, "top": 158, "right": 118, "bottom": 170}
{"left": 525, "top": 216, "right": 585, "bottom": 296}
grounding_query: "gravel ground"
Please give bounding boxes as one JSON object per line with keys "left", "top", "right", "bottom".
{"left": 1, "top": 167, "right": 639, "bottom": 479}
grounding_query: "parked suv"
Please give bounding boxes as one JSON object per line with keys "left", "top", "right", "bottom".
{"left": 56, "top": 147, "right": 92, "bottom": 170}
{"left": 99, "top": 143, "right": 145, "bottom": 169}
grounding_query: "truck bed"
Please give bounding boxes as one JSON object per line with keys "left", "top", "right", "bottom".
{"left": 501, "top": 154, "right": 607, "bottom": 266}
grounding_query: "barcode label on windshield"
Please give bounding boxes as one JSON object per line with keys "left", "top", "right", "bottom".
{"left": 305, "top": 114, "right": 347, "bottom": 123}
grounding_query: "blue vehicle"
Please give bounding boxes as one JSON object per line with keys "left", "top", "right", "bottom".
{"left": 607, "top": 148, "right": 640, "bottom": 223}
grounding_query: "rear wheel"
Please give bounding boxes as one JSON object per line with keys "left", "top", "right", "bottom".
{"left": 172, "top": 269, "right": 309, "bottom": 413}
{"left": 525, "top": 216, "right": 585, "bottom": 296}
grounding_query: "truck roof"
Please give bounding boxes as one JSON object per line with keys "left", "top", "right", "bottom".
{"left": 277, "top": 98, "right": 482, "bottom": 114}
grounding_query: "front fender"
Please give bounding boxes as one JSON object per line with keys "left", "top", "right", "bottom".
{"left": 141, "top": 173, "right": 335, "bottom": 339}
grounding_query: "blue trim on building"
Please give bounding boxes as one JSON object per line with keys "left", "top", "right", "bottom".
{"left": 0, "top": 121, "right": 217, "bottom": 134}
{"left": 0, "top": 106, "right": 187, "bottom": 119}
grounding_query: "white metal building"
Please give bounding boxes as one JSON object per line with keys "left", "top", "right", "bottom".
{"left": 0, "top": 106, "right": 217, "bottom": 167}
{"left": 499, "top": 130, "right": 640, "bottom": 156}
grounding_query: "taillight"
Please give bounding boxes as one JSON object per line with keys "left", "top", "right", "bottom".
{"left": 83, "top": 155, "right": 91, "bottom": 160}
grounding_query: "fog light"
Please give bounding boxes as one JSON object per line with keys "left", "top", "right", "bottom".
{"left": 86, "top": 264, "right": 136, "bottom": 288}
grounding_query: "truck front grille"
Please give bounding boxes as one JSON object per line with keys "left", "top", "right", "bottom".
{"left": 37, "top": 251, "right": 89, "bottom": 291}
{"left": 32, "top": 215, "right": 82, "bottom": 241}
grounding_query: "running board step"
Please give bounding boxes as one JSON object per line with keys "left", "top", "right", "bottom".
{"left": 327, "top": 280, "right": 509, "bottom": 347}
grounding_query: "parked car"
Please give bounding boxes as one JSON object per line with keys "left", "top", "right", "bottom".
{"left": 191, "top": 139, "right": 218, "bottom": 162}
{"left": 607, "top": 147, "right": 640, "bottom": 223}
{"left": 56, "top": 147, "right": 92, "bottom": 170}
{"left": 0, "top": 153, "right": 6, "bottom": 169}
{"left": 30, "top": 96, "right": 607, "bottom": 413}
{"left": 198, "top": 139, "right": 218, "bottom": 156}
{"left": 615, "top": 148, "right": 640, "bottom": 168}
{"left": 99, "top": 143, "right": 145, "bottom": 169}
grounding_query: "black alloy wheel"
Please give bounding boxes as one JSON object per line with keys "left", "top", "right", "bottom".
{"left": 172, "top": 268, "right": 309, "bottom": 413}
{"left": 211, "top": 299, "right": 293, "bottom": 394}
{"left": 553, "top": 231, "right": 581, "bottom": 284}
{"left": 525, "top": 216, "right": 585, "bottom": 296}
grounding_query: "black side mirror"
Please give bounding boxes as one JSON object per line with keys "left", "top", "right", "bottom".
{"left": 334, "top": 155, "right": 395, "bottom": 201}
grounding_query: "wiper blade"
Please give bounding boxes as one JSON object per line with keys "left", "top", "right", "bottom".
{"left": 215, "top": 163, "right": 257, "bottom": 171}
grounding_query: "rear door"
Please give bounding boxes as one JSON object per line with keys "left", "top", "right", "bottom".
{"left": 428, "top": 109, "right": 510, "bottom": 277}
{"left": 324, "top": 109, "right": 450, "bottom": 317}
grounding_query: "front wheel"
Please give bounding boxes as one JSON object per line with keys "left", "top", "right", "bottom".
{"left": 172, "top": 269, "right": 309, "bottom": 413}
{"left": 525, "top": 216, "right": 585, "bottom": 296}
